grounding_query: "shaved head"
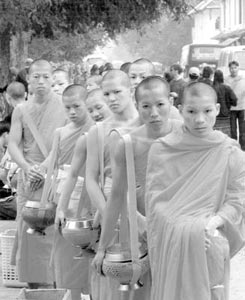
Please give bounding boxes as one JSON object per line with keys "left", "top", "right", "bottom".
{"left": 130, "top": 58, "right": 155, "bottom": 75}
{"left": 102, "top": 69, "right": 131, "bottom": 88}
{"left": 87, "top": 88, "right": 104, "bottom": 100}
{"left": 29, "top": 59, "right": 53, "bottom": 75}
{"left": 135, "top": 76, "right": 170, "bottom": 103}
{"left": 182, "top": 82, "right": 217, "bottom": 105}
{"left": 7, "top": 82, "right": 25, "bottom": 100}
{"left": 53, "top": 68, "right": 70, "bottom": 82}
{"left": 63, "top": 84, "right": 87, "bottom": 101}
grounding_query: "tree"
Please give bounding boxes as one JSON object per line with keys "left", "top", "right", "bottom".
{"left": 0, "top": 0, "right": 199, "bottom": 86}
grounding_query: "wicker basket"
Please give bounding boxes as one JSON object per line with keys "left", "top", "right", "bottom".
{"left": 17, "top": 288, "right": 72, "bottom": 300}
{"left": 0, "top": 229, "right": 27, "bottom": 287}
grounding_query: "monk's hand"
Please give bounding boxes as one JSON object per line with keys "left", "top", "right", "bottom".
{"left": 27, "top": 165, "right": 45, "bottom": 182}
{"left": 91, "top": 248, "right": 105, "bottom": 276}
{"left": 204, "top": 215, "right": 224, "bottom": 251}
{"left": 55, "top": 209, "right": 66, "bottom": 230}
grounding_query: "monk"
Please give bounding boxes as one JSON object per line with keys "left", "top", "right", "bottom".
{"left": 8, "top": 59, "right": 67, "bottom": 288}
{"left": 39, "top": 84, "right": 94, "bottom": 300}
{"left": 92, "top": 76, "right": 183, "bottom": 299}
{"left": 85, "top": 88, "right": 111, "bottom": 122}
{"left": 52, "top": 68, "right": 71, "bottom": 97}
{"left": 145, "top": 82, "right": 245, "bottom": 300}
{"left": 86, "top": 70, "right": 139, "bottom": 300}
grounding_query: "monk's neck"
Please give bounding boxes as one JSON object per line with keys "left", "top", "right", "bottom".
{"left": 72, "top": 114, "right": 93, "bottom": 128}
{"left": 114, "top": 102, "right": 138, "bottom": 122}
{"left": 146, "top": 120, "right": 172, "bottom": 140}
{"left": 33, "top": 91, "right": 52, "bottom": 105}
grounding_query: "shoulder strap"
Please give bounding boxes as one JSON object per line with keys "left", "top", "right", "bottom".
{"left": 39, "top": 130, "right": 60, "bottom": 207}
{"left": 122, "top": 133, "right": 141, "bottom": 285}
{"left": 20, "top": 105, "right": 49, "bottom": 158}
{"left": 97, "top": 123, "right": 105, "bottom": 189}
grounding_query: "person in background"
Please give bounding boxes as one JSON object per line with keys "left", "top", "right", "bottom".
{"left": 169, "top": 63, "right": 187, "bottom": 107}
{"left": 128, "top": 58, "right": 155, "bottom": 92}
{"left": 90, "top": 64, "right": 100, "bottom": 76}
{"left": 188, "top": 67, "right": 200, "bottom": 84}
{"left": 16, "top": 58, "right": 34, "bottom": 92}
{"left": 86, "top": 75, "right": 102, "bottom": 92}
{"left": 120, "top": 62, "right": 131, "bottom": 74}
{"left": 0, "top": 120, "right": 17, "bottom": 220}
{"left": 198, "top": 66, "right": 213, "bottom": 86}
{"left": 99, "top": 62, "right": 114, "bottom": 77}
{"left": 213, "top": 69, "right": 237, "bottom": 136}
{"left": 52, "top": 69, "right": 71, "bottom": 97}
{"left": 6, "top": 82, "right": 26, "bottom": 110}
{"left": 225, "top": 60, "right": 245, "bottom": 150}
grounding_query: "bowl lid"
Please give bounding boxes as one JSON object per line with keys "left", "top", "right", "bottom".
{"left": 65, "top": 218, "right": 94, "bottom": 229}
{"left": 104, "top": 243, "right": 147, "bottom": 262}
{"left": 25, "top": 201, "right": 41, "bottom": 208}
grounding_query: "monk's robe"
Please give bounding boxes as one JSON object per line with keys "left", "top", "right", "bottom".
{"left": 145, "top": 127, "right": 245, "bottom": 300}
{"left": 15, "top": 95, "right": 67, "bottom": 283}
{"left": 52, "top": 119, "right": 94, "bottom": 293}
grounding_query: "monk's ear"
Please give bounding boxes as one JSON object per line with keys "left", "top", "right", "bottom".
{"left": 215, "top": 103, "right": 220, "bottom": 116}
{"left": 168, "top": 95, "right": 173, "bottom": 106}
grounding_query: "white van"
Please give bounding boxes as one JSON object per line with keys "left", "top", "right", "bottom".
{"left": 217, "top": 45, "right": 245, "bottom": 77}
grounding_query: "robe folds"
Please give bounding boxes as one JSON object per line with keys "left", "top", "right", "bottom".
{"left": 145, "top": 127, "right": 245, "bottom": 300}
{"left": 14, "top": 95, "right": 67, "bottom": 283}
{"left": 52, "top": 119, "right": 94, "bottom": 292}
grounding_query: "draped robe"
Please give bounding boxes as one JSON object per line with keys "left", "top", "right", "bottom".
{"left": 15, "top": 95, "right": 66, "bottom": 283}
{"left": 145, "top": 127, "right": 245, "bottom": 300}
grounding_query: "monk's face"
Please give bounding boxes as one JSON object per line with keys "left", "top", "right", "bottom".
{"left": 52, "top": 71, "right": 69, "bottom": 96}
{"left": 129, "top": 63, "right": 154, "bottom": 90}
{"left": 137, "top": 84, "right": 171, "bottom": 129}
{"left": 63, "top": 93, "right": 87, "bottom": 125}
{"left": 102, "top": 77, "right": 132, "bottom": 114}
{"left": 28, "top": 62, "right": 53, "bottom": 96}
{"left": 86, "top": 92, "right": 111, "bottom": 122}
{"left": 180, "top": 93, "right": 220, "bottom": 138}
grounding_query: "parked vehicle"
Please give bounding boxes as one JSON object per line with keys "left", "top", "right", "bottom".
{"left": 180, "top": 43, "right": 224, "bottom": 76}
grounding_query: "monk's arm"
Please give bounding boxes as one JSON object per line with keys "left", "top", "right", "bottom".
{"left": 57, "top": 135, "right": 87, "bottom": 213}
{"left": 8, "top": 107, "right": 29, "bottom": 172}
{"left": 86, "top": 126, "right": 106, "bottom": 215}
{"left": 98, "top": 136, "right": 127, "bottom": 251}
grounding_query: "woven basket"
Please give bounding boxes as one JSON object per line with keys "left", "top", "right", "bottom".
{"left": 17, "top": 288, "right": 71, "bottom": 300}
{"left": 0, "top": 229, "right": 27, "bottom": 287}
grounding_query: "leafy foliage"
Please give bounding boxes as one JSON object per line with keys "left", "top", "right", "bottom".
{"left": 0, "top": 0, "right": 197, "bottom": 37}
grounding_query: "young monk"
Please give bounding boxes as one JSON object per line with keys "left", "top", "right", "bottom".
{"left": 39, "top": 84, "right": 94, "bottom": 300}
{"left": 86, "top": 75, "right": 103, "bottom": 91}
{"left": 145, "top": 82, "right": 245, "bottom": 300}
{"left": 6, "top": 82, "right": 26, "bottom": 109}
{"left": 8, "top": 59, "right": 67, "bottom": 288}
{"left": 85, "top": 88, "right": 111, "bottom": 122}
{"left": 92, "top": 76, "right": 183, "bottom": 299}
{"left": 52, "top": 68, "right": 71, "bottom": 97}
{"left": 86, "top": 69, "right": 139, "bottom": 300}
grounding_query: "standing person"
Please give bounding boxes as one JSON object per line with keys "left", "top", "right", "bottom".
{"left": 188, "top": 66, "right": 200, "bottom": 84}
{"left": 85, "top": 88, "right": 111, "bottom": 122}
{"left": 128, "top": 58, "right": 155, "bottom": 92}
{"left": 8, "top": 59, "right": 67, "bottom": 288}
{"left": 145, "top": 82, "right": 245, "bottom": 300}
{"left": 16, "top": 58, "right": 34, "bottom": 92}
{"left": 169, "top": 63, "right": 187, "bottom": 107}
{"left": 54, "top": 87, "right": 111, "bottom": 300}
{"left": 40, "top": 84, "right": 94, "bottom": 300}
{"left": 52, "top": 68, "right": 71, "bottom": 97}
{"left": 86, "top": 69, "right": 139, "bottom": 300}
{"left": 92, "top": 76, "right": 183, "bottom": 299}
{"left": 213, "top": 70, "right": 237, "bottom": 136}
{"left": 225, "top": 61, "right": 245, "bottom": 150}
{"left": 198, "top": 65, "right": 214, "bottom": 86}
